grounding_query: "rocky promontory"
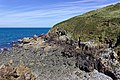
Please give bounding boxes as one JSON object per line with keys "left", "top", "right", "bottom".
{"left": 1, "top": 3, "right": 120, "bottom": 80}
{"left": 0, "top": 27, "right": 120, "bottom": 80}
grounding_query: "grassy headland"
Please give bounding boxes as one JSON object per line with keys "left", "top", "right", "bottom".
{"left": 49, "top": 3, "right": 120, "bottom": 48}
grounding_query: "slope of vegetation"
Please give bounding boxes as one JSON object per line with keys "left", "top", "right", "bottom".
{"left": 49, "top": 3, "right": 120, "bottom": 47}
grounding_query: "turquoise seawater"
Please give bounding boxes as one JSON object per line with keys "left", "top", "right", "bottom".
{"left": 0, "top": 28, "right": 50, "bottom": 48}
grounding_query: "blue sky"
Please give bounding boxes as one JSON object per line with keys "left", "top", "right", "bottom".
{"left": 0, "top": 0, "right": 119, "bottom": 27}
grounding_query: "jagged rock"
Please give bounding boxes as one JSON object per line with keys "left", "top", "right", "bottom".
{"left": 114, "top": 65, "right": 120, "bottom": 80}
{"left": 44, "top": 46, "right": 52, "bottom": 53}
{"left": 22, "top": 38, "right": 32, "bottom": 44}
{"left": 13, "top": 43, "right": 23, "bottom": 48}
{"left": 74, "top": 69, "right": 113, "bottom": 80}
{"left": 0, "top": 64, "right": 36, "bottom": 80}
{"left": 18, "top": 39, "right": 22, "bottom": 43}
{"left": 80, "top": 41, "right": 96, "bottom": 48}
{"left": 18, "top": 43, "right": 23, "bottom": 47}
{"left": 90, "top": 70, "right": 113, "bottom": 80}
{"left": 56, "top": 27, "right": 66, "bottom": 36}
{"left": 98, "top": 48, "right": 118, "bottom": 66}
{"left": 1, "top": 29, "right": 120, "bottom": 80}
{"left": 33, "top": 35, "right": 38, "bottom": 41}
{"left": 59, "top": 35, "right": 68, "bottom": 42}
{"left": 76, "top": 52, "right": 95, "bottom": 72}
{"left": 16, "top": 64, "right": 36, "bottom": 80}
{"left": 117, "top": 50, "right": 120, "bottom": 61}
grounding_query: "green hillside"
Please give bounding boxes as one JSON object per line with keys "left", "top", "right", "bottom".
{"left": 49, "top": 3, "right": 120, "bottom": 47}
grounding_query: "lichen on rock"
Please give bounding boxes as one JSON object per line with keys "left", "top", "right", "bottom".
{"left": 0, "top": 63, "right": 36, "bottom": 80}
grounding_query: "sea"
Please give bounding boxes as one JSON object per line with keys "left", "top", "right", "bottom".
{"left": 0, "top": 28, "right": 50, "bottom": 48}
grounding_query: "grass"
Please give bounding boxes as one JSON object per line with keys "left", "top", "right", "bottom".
{"left": 49, "top": 3, "right": 120, "bottom": 47}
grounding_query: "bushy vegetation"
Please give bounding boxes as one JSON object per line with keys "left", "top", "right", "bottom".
{"left": 50, "top": 3, "right": 120, "bottom": 47}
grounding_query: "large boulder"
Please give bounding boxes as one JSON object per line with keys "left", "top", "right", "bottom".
{"left": 74, "top": 69, "right": 113, "bottom": 80}
{"left": 33, "top": 35, "right": 38, "bottom": 41}
{"left": 22, "top": 38, "right": 32, "bottom": 44}
{"left": 59, "top": 35, "right": 68, "bottom": 42}
{"left": 0, "top": 64, "right": 36, "bottom": 80}
{"left": 114, "top": 65, "right": 120, "bottom": 80}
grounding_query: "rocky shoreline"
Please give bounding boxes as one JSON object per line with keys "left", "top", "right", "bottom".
{"left": 0, "top": 28, "right": 120, "bottom": 80}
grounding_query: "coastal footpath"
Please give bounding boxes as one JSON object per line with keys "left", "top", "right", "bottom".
{"left": 0, "top": 3, "right": 120, "bottom": 80}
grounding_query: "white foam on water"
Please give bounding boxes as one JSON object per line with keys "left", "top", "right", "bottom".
{"left": 0, "top": 48, "right": 3, "bottom": 51}
{"left": 7, "top": 43, "right": 10, "bottom": 44}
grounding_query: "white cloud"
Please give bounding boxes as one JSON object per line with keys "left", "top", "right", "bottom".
{"left": 0, "top": 0, "right": 119, "bottom": 27}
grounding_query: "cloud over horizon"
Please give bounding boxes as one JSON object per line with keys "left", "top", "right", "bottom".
{"left": 0, "top": 0, "right": 119, "bottom": 27}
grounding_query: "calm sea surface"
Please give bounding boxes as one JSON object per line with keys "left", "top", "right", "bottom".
{"left": 0, "top": 28, "right": 50, "bottom": 48}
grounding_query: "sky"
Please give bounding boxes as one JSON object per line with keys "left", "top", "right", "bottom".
{"left": 0, "top": 0, "right": 119, "bottom": 28}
